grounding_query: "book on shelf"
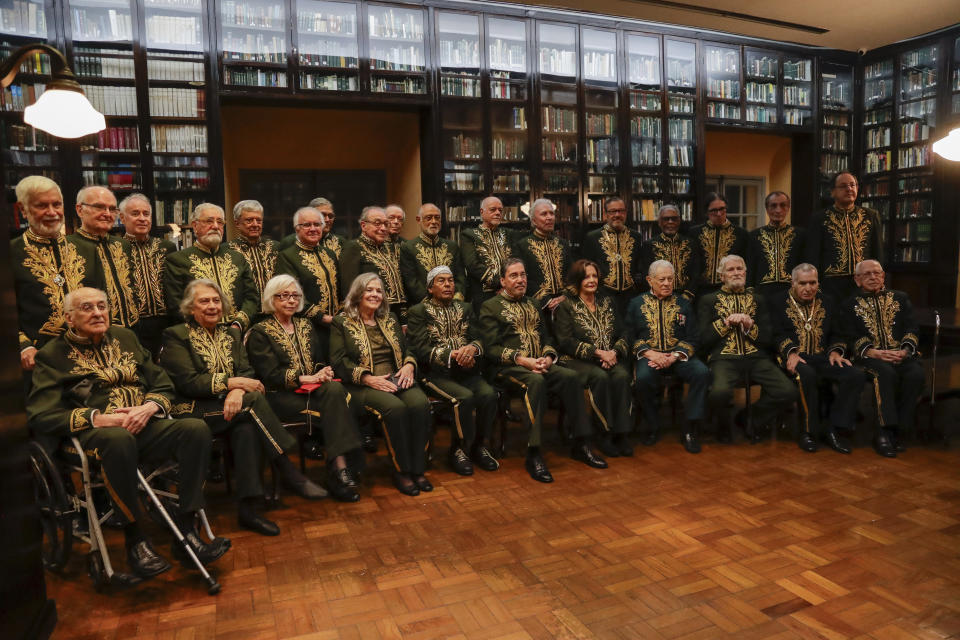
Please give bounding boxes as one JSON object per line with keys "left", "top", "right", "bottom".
{"left": 1, "top": 1, "right": 47, "bottom": 36}
{"left": 901, "top": 47, "right": 937, "bottom": 68}
{"left": 1, "top": 82, "right": 44, "bottom": 111}
{"left": 666, "top": 59, "right": 694, "bottom": 87}
{"left": 745, "top": 82, "right": 776, "bottom": 103}
{"left": 822, "top": 112, "right": 849, "bottom": 127}
{"left": 898, "top": 145, "right": 931, "bottom": 169}
{"left": 900, "top": 122, "right": 930, "bottom": 143}
{"left": 489, "top": 40, "right": 525, "bottom": 71}
{"left": 71, "top": 8, "right": 133, "bottom": 41}
{"left": 81, "top": 85, "right": 137, "bottom": 116}
{"left": 370, "top": 45, "right": 424, "bottom": 70}
{"left": 223, "top": 32, "right": 285, "bottom": 62}
{"left": 587, "top": 174, "right": 617, "bottom": 193}
{"left": 631, "top": 139, "right": 661, "bottom": 166}
{"left": 707, "top": 79, "right": 739, "bottom": 99}
{"left": 821, "top": 79, "right": 849, "bottom": 106}
{"left": 154, "top": 169, "right": 209, "bottom": 191}
{"left": 586, "top": 138, "right": 618, "bottom": 167}
{"left": 746, "top": 105, "right": 776, "bottom": 123}
{"left": 668, "top": 117, "right": 693, "bottom": 141}
{"left": 221, "top": 1, "right": 285, "bottom": 29}
{"left": 864, "top": 79, "right": 892, "bottom": 105}
{"left": 492, "top": 135, "right": 525, "bottom": 160}
{"left": 445, "top": 205, "right": 474, "bottom": 223}
{"left": 80, "top": 125, "right": 139, "bottom": 152}
{"left": 543, "top": 172, "right": 577, "bottom": 192}
{"left": 668, "top": 143, "right": 693, "bottom": 167}
{"left": 632, "top": 175, "right": 660, "bottom": 193}
{"left": 440, "top": 76, "right": 480, "bottom": 97}
{"left": 864, "top": 108, "right": 892, "bottom": 125}
{"left": 782, "top": 85, "right": 810, "bottom": 106}
{"left": 370, "top": 76, "right": 424, "bottom": 93}
{"left": 895, "top": 245, "right": 930, "bottom": 263}
{"left": 492, "top": 173, "right": 529, "bottom": 192}
{"left": 669, "top": 96, "right": 694, "bottom": 113}
{"left": 783, "top": 108, "right": 809, "bottom": 126}
{"left": 297, "top": 10, "right": 356, "bottom": 35}
{"left": 508, "top": 107, "right": 527, "bottom": 129}
{"left": 900, "top": 69, "right": 936, "bottom": 95}
{"left": 149, "top": 87, "right": 205, "bottom": 118}
{"left": 821, "top": 129, "right": 848, "bottom": 151}
{"left": 74, "top": 52, "right": 135, "bottom": 79}
{"left": 898, "top": 175, "right": 932, "bottom": 193}
{"left": 368, "top": 8, "right": 423, "bottom": 40}
{"left": 706, "top": 48, "right": 738, "bottom": 74}
{"left": 585, "top": 112, "right": 616, "bottom": 135}
{"left": 630, "top": 115, "right": 661, "bottom": 138}
{"left": 447, "top": 133, "right": 482, "bottom": 159}
{"left": 445, "top": 171, "right": 483, "bottom": 191}
{"left": 300, "top": 52, "right": 358, "bottom": 68}
{"left": 82, "top": 166, "right": 141, "bottom": 190}
{"left": 542, "top": 106, "right": 577, "bottom": 133}
{"left": 147, "top": 58, "right": 204, "bottom": 82}
{"left": 630, "top": 91, "right": 661, "bottom": 111}
{"left": 629, "top": 56, "right": 658, "bottom": 84}
{"left": 746, "top": 55, "right": 776, "bottom": 78}
{"left": 669, "top": 176, "right": 692, "bottom": 194}
{"left": 632, "top": 198, "right": 660, "bottom": 222}
{"left": 541, "top": 139, "right": 576, "bottom": 162}
{"left": 439, "top": 39, "right": 479, "bottom": 69}
{"left": 819, "top": 153, "right": 849, "bottom": 176}
{"left": 223, "top": 67, "right": 287, "bottom": 87}
{"left": 899, "top": 98, "right": 935, "bottom": 120}
{"left": 866, "top": 127, "right": 891, "bottom": 148}
{"left": 706, "top": 102, "right": 740, "bottom": 119}
{"left": 539, "top": 47, "right": 576, "bottom": 76}
{"left": 146, "top": 14, "right": 202, "bottom": 47}
{"left": 864, "top": 150, "right": 892, "bottom": 173}
{"left": 783, "top": 59, "right": 811, "bottom": 81}
{"left": 155, "top": 197, "right": 198, "bottom": 226}
{"left": 896, "top": 197, "right": 933, "bottom": 218}
{"left": 583, "top": 51, "right": 616, "bottom": 80}
{"left": 151, "top": 124, "right": 207, "bottom": 153}
{"left": 3, "top": 121, "right": 55, "bottom": 151}
{"left": 2, "top": 45, "right": 50, "bottom": 74}
{"left": 300, "top": 73, "right": 357, "bottom": 91}
{"left": 864, "top": 60, "right": 893, "bottom": 79}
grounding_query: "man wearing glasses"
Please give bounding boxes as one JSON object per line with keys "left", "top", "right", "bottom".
{"left": 228, "top": 199, "right": 278, "bottom": 302}
{"left": 581, "top": 196, "right": 642, "bottom": 314}
{"left": 691, "top": 193, "right": 749, "bottom": 295}
{"left": 163, "top": 203, "right": 259, "bottom": 330}
{"left": 340, "top": 206, "right": 407, "bottom": 321}
{"left": 640, "top": 204, "right": 699, "bottom": 301}
{"left": 69, "top": 185, "right": 140, "bottom": 331}
{"left": 747, "top": 191, "right": 805, "bottom": 306}
{"left": 311, "top": 197, "right": 345, "bottom": 258}
{"left": 805, "top": 172, "right": 884, "bottom": 303}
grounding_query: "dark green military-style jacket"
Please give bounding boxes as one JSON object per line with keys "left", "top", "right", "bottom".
{"left": 770, "top": 290, "right": 846, "bottom": 362}
{"left": 163, "top": 242, "right": 260, "bottom": 330}
{"left": 747, "top": 224, "right": 805, "bottom": 290}
{"left": 28, "top": 326, "right": 173, "bottom": 440}
{"left": 11, "top": 230, "right": 89, "bottom": 349}
{"left": 805, "top": 206, "right": 884, "bottom": 279}
{"left": 228, "top": 236, "right": 279, "bottom": 301}
{"left": 478, "top": 292, "right": 558, "bottom": 365}
{"left": 275, "top": 240, "right": 340, "bottom": 319}
{"left": 406, "top": 298, "right": 483, "bottom": 375}
{"left": 339, "top": 235, "right": 406, "bottom": 307}
{"left": 624, "top": 291, "right": 698, "bottom": 359}
{"left": 399, "top": 233, "right": 466, "bottom": 304}
{"left": 329, "top": 312, "right": 418, "bottom": 385}
{"left": 460, "top": 224, "right": 513, "bottom": 300}
{"left": 690, "top": 221, "right": 749, "bottom": 290}
{"left": 246, "top": 316, "right": 326, "bottom": 392}
{"left": 639, "top": 232, "right": 699, "bottom": 300}
{"left": 322, "top": 232, "right": 346, "bottom": 258}
{"left": 842, "top": 289, "right": 919, "bottom": 359}
{"left": 69, "top": 229, "right": 140, "bottom": 329}
{"left": 553, "top": 293, "right": 627, "bottom": 362}
{"left": 126, "top": 234, "right": 176, "bottom": 320}
{"left": 697, "top": 286, "right": 771, "bottom": 362}
{"left": 512, "top": 230, "right": 571, "bottom": 306}
{"left": 581, "top": 224, "right": 642, "bottom": 294}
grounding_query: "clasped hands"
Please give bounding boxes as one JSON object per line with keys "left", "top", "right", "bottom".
{"left": 785, "top": 350, "right": 852, "bottom": 374}
{"left": 223, "top": 376, "right": 265, "bottom": 421}
{"left": 864, "top": 347, "right": 908, "bottom": 364}
{"left": 724, "top": 313, "right": 754, "bottom": 331}
{"left": 451, "top": 344, "right": 479, "bottom": 369}
{"left": 517, "top": 355, "right": 554, "bottom": 373}
{"left": 644, "top": 350, "right": 678, "bottom": 370}
{"left": 93, "top": 402, "right": 161, "bottom": 434}
{"left": 363, "top": 363, "right": 415, "bottom": 393}
{"left": 299, "top": 366, "right": 335, "bottom": 386}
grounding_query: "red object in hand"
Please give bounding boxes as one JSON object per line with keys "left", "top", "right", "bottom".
{"left": 294, "top": 379, "right": 341, "bottom": 394}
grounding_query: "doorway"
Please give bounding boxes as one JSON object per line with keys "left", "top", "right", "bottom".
{"left": 704, "top": 130, "right": 792, "bottom": 226}
{"left": 704, "top": 176, "right": 765, "bottom": 230}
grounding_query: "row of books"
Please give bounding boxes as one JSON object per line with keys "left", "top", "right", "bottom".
{"left": 860, "top": 180, "right": 890, "bottom": 197}
{"left": 585, "top": 138, "right": 618, "bottom": 167}
{"left": 300, "top": 53, "right": 358, "bottom": 68}
{"left": 84, "top": 125, "right": 140, "bottom": 152}
{"left": 147, "top": 59, "right": 205, "bottom": 82}
{"left": 630, "top": 91, "right": 660, "bottom": 111}
{"left": 630, "top": 115, "right": 661, "bottom": 138}
{"left": 865, "top": 60, "right": 894, "bottom": 79}
{"left": 667, "top": 143, "right": 693, "bottom": 167}
{"left": 74, "top": 53, "right": 134, "bottom": 79}
{"left": 439, "top": 39, "right": 479, "bottom": 69}
{"left": 370, "top": 45, "right": 425, "bottom": 70}
{"left": 666, "top": 60, "right": 695, "bottom": 88}
{"left": 630, "top": 198, "right": 661, "bottom": 222}
{"left": 669, "top": 117, "right": 694, "bottom": 140}
{"left": 223, "top": 33, "right": 285, "bottom": 61}
{"left": 898, "top": 175, "right": 932, "bottom": 193}
{"left": 82, "top": 167, "right": 140, "bottom": 190}
{"left": 71, "top": 8, "right": 132, "bottom": 41}
{"left": 5, "top": 46, "right": 49, "bottom": 74}
{"left": 745, "top": 82, "right": 776, "bottom": 104}
{"left": 491, "top": 80, "right": 522, "bottom": 100}
{"left": 154, "top": 154, "right": 208, "bottom": 169}
{"left": 149, "top": 87, "right": 205, "bottom": 118}
{"left": 371, "top": 76, "right": 424, "bottom": 93}
{"left": 368, "top": 10, "right": 423, "bottom": 40}
{"left": 447, "top": 134, "right": 482, "bottom": 159}
{"left": 865, "top": 150, "right": 892, "bottom": 173}
{"left": 632, "top": 175, "right": 659, "bottom": 193}
{"left": 783, "top": 86, "right": 811, "bottom": 106}
{"left": 783, "top": 60, "right": 811, "bottom": 81}
{"left": 899, "top": 98, "right": 935, "bottom": 120}
{"left": 707, "top": 79, "right": 739, "bottom": 99}
{"left": 783, "top": 108, "right": 810, "bottom": 126}
{"left": 900, "top": 122, "right": 930, "bottom": 144}
{"left": 864, "top": 107, "right": 892, "bottom": 125}
{"left": 901, "top": 69, "right": 937, "bottom": 96}
{"left": 500, "top": 107, "right": 526, "bottom": 130}
{"left": 221, "top": 2, "right": 285, "bottom": 29}
{"left": 706, "top": 102, "right": 740, "bottom": 119}
{"left": 0, "top": 83, "right": 43, "bottom": 112}
{"left": 543, "top": 172, "right": 577, "bottom": 192}
{"left": 628, "top": 56, "right": 658, "bottom": 85}
{"left": 445, "top": 172, "right": 483, "bottom": 192}
{"left": 822, "top": 112, "right": 850, "bottom": 127}
{"left": 154, "top": 170, "right": 209, "bottom": 191}
{"left": 586, "top": 175, "right": 618, "bottom": 194}
{"left": 895, "top": 198, "right": 933, "bottom": 217}
{"left": 83, "top": 84, "right": 137, "bottom": 116}
{"left": 821, "top": 79, "right": 850, "bottom": 107}
{"left": 631, "top": 139, "right": 661, "bottom": 166}
{"left": 489, "top": 41, "right": 526, "bottom": 72}
{"left": 491, "top": 136, "right": 525, "bottom": 160}
{"left": 585, "top": 112, "right": 616, "bottom": 136}
{"left": 542, "top": 106, "right": 577, "bottom": 133}
{"left": 670, "top": 176, "right": 692, "bottom": 194}
{"left": 866, "top": 126, "right": 891, "bottom": 149}
{"left": 1, "top": 1, "right": 46, "bottom": 35}
{"left": 3, "top": 122, "right": 55, "bottom": 151}
{"left": 669, "top": 96, "right": 695, "bottom": 113}
{"left": 583, "top": 51, "right": 616, "bottom": 81}
{"left": 894, "top": 245, "right": 930, "bottom": 264}
{"left": 297, "top": 11, "right": 356, "bottom": 35}
{"left": 151, "top": 124, "right": 207, "bottom": 153}
{"left": 746, "top": 105, "right": 777, "bottom": 123}
{"left": 705, "top": 49, "right": 738, "bottom": 74}
{"left": 821, "top": 129, "right": 849, "bottom": 151}
{"left": 223, "top": 67, "right": 287, "bottom": 87}
{"left": 542, "top": 139, "right": 576, "bottom": 162}
{"left": 819, "top": 153, "right": 849, "bottom": 177}
{"left": 899, "top": 146, "right": 931, "bottom": 169}
{"left": 145, "top": 15, "right": 202, "bottom": 47}
{"left": 299, "top": 72, "right": 357, "bottom": 91}
{"left": 492, "top": 173, "right": 529, "bottom": 192}
{"left": 864, "top": 79, "right": 893, "bottom": 106}
{"left": 746, "top": 56, "right": 776, "bottom": 78}
{"left": 539, "top": 48, "right": 576, "bottom": 77}
{"left": 155, "top": 197, "right": 199, "bottom": 226}
{"left": 901, "top": 47, "right": 937, "bottom": 69}
{"left": 440, "top": 76, "right": 480, "bottom": 97}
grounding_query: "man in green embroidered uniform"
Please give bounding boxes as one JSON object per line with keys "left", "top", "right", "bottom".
{"left": 163, "top": 203, "right": 259, "bottom": 330}
{"left": 340, "top": 206, "right": 407, "bottom": 320}
{"left": 28, "top": 287, "right": 229, "bottom": 578}
{"left": 581, "top": 196, "right": 642, "bottom": 314}
{"left": 640, "top": 204, "right": 699, "bottom": 301}
{"left": 399, "top": 203, "right": 466, "bottom": 304}
{"left": 461, "top": 196, "right": 514, "bottom": 311}
{"left": 479, "top": 258, "right": 600, "bottom": 483}
{"left": 512, "top": 198, "right": 571, "bottom": 311}
{"left": 691, "top": 192, "right": 749, "bottom": 295}
{"left": 228, "top": 199, "right": 278, "bottom": 303}
{"left": 69, "top": 185, "right": 140, "bottom": 331}
{"left": 11, "top": 176, "right": 86, "bottom": 371}
{"left": 312, "top": 196, "right": 346, "bottom": 257}
{"left": 747, "top": 191, "right": 805, "bottom": 305}
{"left": 120, "top": 193, "right": 176, "bottom": 356}
{"left": 407, "top": 265, "right": 499, "bottom": 475}
{"left": 806, "top": 172, "right": 884, "bottom": 303}
{"left": 697, "top": 254, "right": 796, "bottom": 442}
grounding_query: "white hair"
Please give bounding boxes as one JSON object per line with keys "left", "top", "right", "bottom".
{"left": 791, "top": 263, "right": 818, "bottom": 282}
{"left": 716, "top": 254, "right": 745, "bottom": 275}
{"left": 190, "top": 202, "right": 224, "bottom": 224}
{"left": 232, "top": 199, "right": 263, "bottom": 222}
{"left": 648, "top": 260, "right": 675, "bottom": 277}
{"left": 261, "top": 274, "right": 305, "bottom": 314}
{"left": 293, "top": 206, "right": 323, "bottom": 228}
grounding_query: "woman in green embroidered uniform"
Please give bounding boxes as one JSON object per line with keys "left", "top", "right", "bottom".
{"left": 553, "top": 259, "right": 634, "bottom": 457}
{"left": 247, "top": 275, "right": 364, "bottom": 503}
{"left": 160, "top": 279, "right": 327, "bottom": 537}
{"left": 330, "top": 273, "right": 432, "bottom": 496}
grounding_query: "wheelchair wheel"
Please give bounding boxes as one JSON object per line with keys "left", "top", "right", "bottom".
{"left": 28, "top": 441, "right": 73, "bottom": 572}
{"left": 87, "top": 551, "right": 108, "bottom": 591}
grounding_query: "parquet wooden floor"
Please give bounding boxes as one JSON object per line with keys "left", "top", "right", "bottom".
{"left": 47, "top": 421, "right": 960, "bottom": 640}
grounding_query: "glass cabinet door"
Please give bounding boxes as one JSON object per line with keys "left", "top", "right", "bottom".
{"left": 665, "top": 38, "right": 695, "bottom": 221}
{"left": 744, "top": 49, "right": 777, "bottom": 124}
{"left": 538, "top": 23, "right": 578, "bottom": 225}
{"left": 437, "top": 11, "right": 480, "bottom": 96}
{"left": 296, "top": 0, "right": 359, "bottom": 92}
{"left": 582, "top": 27, "right": 618, "bottom": 223}
{"left": 221, "top": 0, "right": 288, "bottom": 88}
{"left": 627, "top": 33, "right": 663, "bottom": 225}
{"left": 782, "top": 55, "right": 812, "bottom": 125}
{"left": 367, "top": 3, "right": 426, "bottom": 94}
{"left": 818, "top": 62, "right": 852, "bottom": 204}
{"left": 704, "top": 43, "right": 740, "bottom": 121}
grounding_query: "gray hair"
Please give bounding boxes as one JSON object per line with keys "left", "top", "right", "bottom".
{"left": 64, "top": 287, "right": 107, "bottom": 314}
{"left": 418, "top": 203, "right": 440, "bottom": 217}
{"left": 500, "top": 256, "right": 525, "bottom": 279}
{"left": 648, "top": 260, "right": 675, "bottom": 277}
{"left": 308, "top": 197, "right": 332, "bottom": 209}
{"left": 232, "top": 199, "right": 263, "bottom": 222}
{"left": 118, "top": 192, "right": 151, "bottom": 213}
{"left": 15, "top": 175, "right": 61, "bottom": 208}
{"left": 716, "top": 254, "right": 745, "bottom": 275}
{"left": 343, "top": 273, "right": 388, "bottom": 321}
{"left": 190, "top": 202, "right": 224, "bottom": 224}
{"left": 657, "top": 204, "right": 679, "bottom": 219}
{"left": 764, "top": 191, "right": 791, "bottom": 208}
{"left": 76, "top": 185, "right": 113, "bottom": 208}
{"left": 261, "top": 274, "right": 304, "bottom": 314}
{"left": 293, "top": 206, "right": 323, "bottom": 228}
{"left": 480, "top": 196, "right": 502, "bottom": 210}
{"left": 360, "top": 206, "right": 384, "bottom": 223}
{"left": 791, "top": 263, "right": 818, "bottom": 282}
{"left": 385, "top": 204, "right": 405, "bottom": 220}
{"left": 854, "top": 259, "right": 882, "bottom": 276}
{"left": 530, "top": 198, "right": 554, "bottom": 221}
{"left": 180, "top": 278, "right": 224, "bottom": 319}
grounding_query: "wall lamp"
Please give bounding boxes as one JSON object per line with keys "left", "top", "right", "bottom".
{"left": 932, "top": 127, "right": 960, "bottom": 162}
{"left": 1, "top": 43, "right": 105, "bottom": 138}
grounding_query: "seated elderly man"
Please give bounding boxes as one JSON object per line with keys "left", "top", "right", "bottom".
{"left": 28, "top": 287, "right": 229, "bottom": 579}
{"left": 697, "top": 254, "right": 796, "bottom": 442}
{"left": 625, "top": 260, "right": 711, "bottom": 453}
{"left": 771, "top": 263, "right": 866, "bottom": 454}
{"left": 843, "top": 259, "right": 924, "bottom": 457}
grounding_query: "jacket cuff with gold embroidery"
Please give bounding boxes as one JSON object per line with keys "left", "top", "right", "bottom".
{"left": 632, "top": 340, "right": 652, "bottom": 359}
{"left": 712, "top": 319, "right": 732, "bottom": 337}
{"left": 676, "top": 341, "right": 694, "bottom": 358}
{"left": 403, "top": 355, "right": 418, "bottom": 372}
{"left": 855, "top": 336, "right": 873, "bottom": 359}
{"left": 500, "top": 348, "right": 517, "bottom": 364}
{"left": 19, "top": 331, "right": 33, "bottom": 350}
{"left": 574, "top": 341, "right": 595, "bottom": 359}
{"left": 303, "top": 303, "right": 321, "bottom": 319}
{"left": 144, "top": 393, "right": 172, "bottom": 415}
{"left": 542, "top": 345, "right": 558, "bottom": 359}
{"left": 235, "top": 311, "right": 251, "bottom": 330}
{"left": 901, "top": 333, "right": 918, "bottom": 355}
{"left": 351, "top": 366, "right": 373, "bottom": 384}
{"left": 70, "top": 408, "right": 95, "bottom": 433}
{"left": 285, "top": 367, "right": 300, "bottom": 389}
{"left": 212, "top": 373, "right": 228, "bottom": 395}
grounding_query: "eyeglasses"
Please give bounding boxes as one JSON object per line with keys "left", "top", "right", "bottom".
{"left": 364, "top": 219, "right": 388, "bottom": 227}
{"left": 274, "top": 292, "right": 303, "bottom": 301}
{"left": 296, "top": 222, "right": 323, "bottom": 228}
{"left": 708, "top": 207, "right": 727, "bottom": 214}
{"left": 74, "top": 302, "right": 108, "bottom": 313}
{"left": 605, "top": 207, "right": 627, "bottom": 214}
{"left": 660, "top": 216, "right": 681, "bottom": 222}
{"left": 81, "top": 202, "right": 120, "bottom": 214}
{"left": 835, "top": 182, "right": 858, "bottom": 190}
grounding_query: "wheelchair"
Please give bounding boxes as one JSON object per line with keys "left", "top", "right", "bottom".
{"left": 28, "top": 436, "right": 223, "bottom": 595}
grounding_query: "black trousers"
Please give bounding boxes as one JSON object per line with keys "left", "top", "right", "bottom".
{"left": 634, "top": 356, "right": 711, "bottom": 430}
{"left": 344, "top": 383, "right": 431, "bottom": 474}
{"left": 420, "top": 372, "right": 498, "bottom": 446}
{"left": 859, "top": 357, "right": 925, "bottom": 434}
{"left": 494, "top": 364, "right": 590, "bottom": 448}
{"left": 267, "top": 381, "right": 362, "bottom": 459}
{"left": 708, "top": 357, "right": 797, "bottom": 428}
{"left": 792, "top": 354, "right": 866, "bottom": 436}
{"left": 564, "top": 360, "right": 633, "bottom": 435}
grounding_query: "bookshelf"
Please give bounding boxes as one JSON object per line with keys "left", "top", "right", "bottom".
{"left": 581, "top": 27, "right": 618, "bottom": 224}
{"left": 782, "top": 55, "right": 812, "bottom": 126}
{"left": 744, "top": 48, "right": 777, "bottom": 124}
{"left": 537, "top": 22, "right": 578, "bottom": 227}
{"left": 487, "top": 16, "right": 529, "bottom": 224}
{"left": 626, "top": 33, "right": 662, "bottom": 228}
{"left": 818, "top": 61, "right": 853, "bottom": 204}
{"left": 296, "top": 0, "right": 360, "bottom": 92}
{"left": 704, "top": 42, "right": 740, "bottom": 121}
{"left": 665, "top": 38, "right": 695, "bottom": 222}
{"left": 861, "top": 56, "right": 894, "bottom": 250}
{"left": 368, "top": 3, "right": 426, "bottom": 94}
{"left": 953, "top": 36, "right": 960, "bottom": 118}
{"left": 220, "top": 0, "right": 288, "bottom": 88}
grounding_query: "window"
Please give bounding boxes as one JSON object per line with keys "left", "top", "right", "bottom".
{"left": 704, "top": 176, "right": 765, "bottom": 230}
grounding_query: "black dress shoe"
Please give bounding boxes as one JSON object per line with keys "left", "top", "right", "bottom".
{"left": 238, "top": 510, "right": 280, "bottom": 536}
{"left": 361, "top": 434, "right": 378, "bottom": 453}
{"left": 571, "top": 444, "right": 608, "bottom": 469}
{"left": 471, "top": 445, "right": 500, "bottom": 471}
{"left": 616, "top": 438, "right": 634, "bottom": 457}
{"left": 597, "top": 437, "right": 620, "bottom": 458}
{"left": 448, "top": 448, "right": 474, "bottom": 476}
{"left": 872, "top": 432, "right": 897, "bottom": 458}
{"left": 891, "top": 430, "right": 907, "bottom": 453}
{"left": 393, "top": 472, "right": 419, "bottom": 496}
{"left": 798, "top": 433, "right": 818, "bottom": 452}
{"left": 525, "top": 454, "right": 553, "bottom": 483}
{"left": 823, "top": 431, "right": 851, "bottom": 454}
{"left": 126, "top": 540, "right": 172, "bottom": 578}
{"left": 412, "top": 474, "right": 433, "bottom": 492}
{"left": 303, "top": 438, "right": 326, "bottom": 460}
{"left": 641, "top": 430, "right": 660, "bottom": 446}
{"left": 173, "top": 531, "right": 231, "bottom": 566}
{"left": 327, "top": 467, "right": 360, "bottom": 502}
{"left": 681, "top": 431, "right": 701, "bottom": 454}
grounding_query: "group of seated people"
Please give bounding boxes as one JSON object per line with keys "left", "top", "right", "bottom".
{"left": 12, "top": 171, "right": 924, "bottom": 582}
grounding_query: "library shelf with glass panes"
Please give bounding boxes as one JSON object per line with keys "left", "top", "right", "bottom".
{"left": 744, "top": 48, "right": 777, "bottom": 125}
{"left": 952, "top": 36, "right": 960, "bottom": 117}
{"left": 487, "top": 16, "right": 530, "bottom": 226}
{"left": 367, "top": 3, "right": 427, "bottom": 95}
{"left": 296, "top": 0, "right": 360, "bottom": 92}
{"left": 782, "top": 54, "right": 812, "bottom": 126}
{"left": 861, "top": 56, "right": 894, "bottom": 244}
{"left": 69, "top": 0, "right": 143, "bottom": 202}
{"left": 581, "top": 26, "right": 619, "bottom": 225}
{"left": 704, "top": 42, "right": 740, "bottom": 121}
{"left": 438, "top": 11, "right": 483, "bottom": 225}
{"left": 220, "top": 0, "right": 288, "bottom": 89}
{"left": 893, "top": 43, "right": 937, "bottom": 265}
{"left": 538, "top": 22, "right": 579, "bottom": 228}
{"left": 0, "top": 0, "right": 57, "bottom": 234}
{"left": 665, "top": 38, "right": 696, "bottom": 222}
{"left": 818, "top": 61, "right": 853, "bottom": 203}
{"left": 626, "top": 32, "right": 662, "bottom": 231}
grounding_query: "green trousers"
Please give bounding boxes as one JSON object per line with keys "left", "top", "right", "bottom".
{"left": 563, "top": 360, "right": 633, "bottom": 435}
{"left": 344, "top": 383, "right": 430, "bottom": 474}
{"left": 267, "top": 381, "right": 362, "bottom": 459}
{"left": 707, "top": 357, "right": 796, "bottom": 428}
{"left": 420, "top": 372, "right": 498, "bottom": 446}
{"left": 67, "top": 416, "right": 211, "bottom": 524}
{"left": 494, "top": 364, "right": 590, "bottom": 448}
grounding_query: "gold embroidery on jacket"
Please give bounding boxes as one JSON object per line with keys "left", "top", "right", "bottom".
{"left": 639, "top": 295, "right": 683, "bottom": 352}
{"left": 299, "top": 246, "right": 339, "bottom": 315}
{"left": 360, "top": 238, "right": 404, "bottom": 304}
{"left": 526, "top": 236, "right": 564, "bottom": 301}
{"left": 785, "top": 296, "right": 825, "bottom": 354}
{"left": 101, "top": 241, "right": 139, "bottom": 327}
{"left": 472, "top": 227, "right": 511, "bottom": 289}
{"left": 854, "top": 292, "right": 900, "bottom": 350}
{"left": 260, "top": 317, "right": 315, "bottom": 387}
{"left": 128, "top": 238, "right": 168, "bottom": 316}
{"left": 415, "top": 238, "right": 454, "bottom": 273}
{"left": 599, "top": 227, "right": 635, "bottom": 290}
{"left": 500, "top": 299, "right": 543, "bottom": 357}
{"left": 425, "top": 301, "right": 467, "bottom": 367}
{"left": 188, "top": 323, "right": 235, "bottom": 375}
{"left": 22, "top": 235, "right": 86, "bottom": 338}
{"left": 229, "top": 238, "right": 277, "bottom": 295}
{"left": 824, "top": 208, "right": 871, "bottom": 276}
{"left": 188, "top": 252, "right": 241, "bottom": 316}
{"left": 700, "top": 225, "right": 735, "bottom": 283}
{"left": 758, "top": 226, "right": 795, "bottom": 284}
{"left": 651, "top": 235, "right": 692, "bottom": 290}
{"left": 342, "top": 315, "right": 404, "bottom": 383}
{"left": 67, "top": 335, "right": 142, "bottom": 413}
{"left": 323, "top": 234, "right": 342, "bottom": 257}
{"left": 569, "top": 297, "right": 615, "bottom": 357}
{"left": 713, "top": 291, "right": 759, "bottom": 355}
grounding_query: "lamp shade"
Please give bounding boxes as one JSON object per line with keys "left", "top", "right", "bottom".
{"left": 932, "top": 127, "right": 960, "bottom": 162}
{"left": 23, "top": 88, "right": 106, "bottom": 138}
